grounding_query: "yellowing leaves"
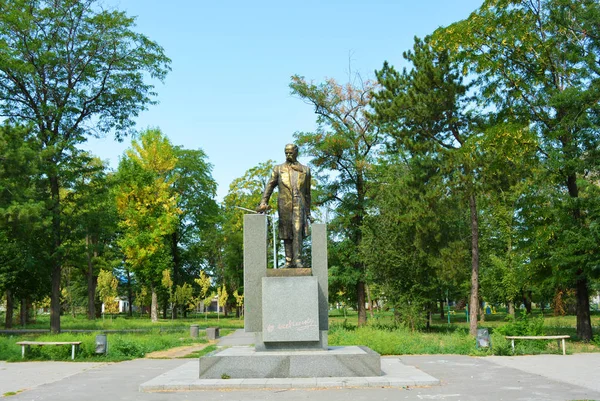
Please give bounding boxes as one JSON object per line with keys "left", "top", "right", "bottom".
{"left": 116, "top": 128, "right": 181, "bottom": 277}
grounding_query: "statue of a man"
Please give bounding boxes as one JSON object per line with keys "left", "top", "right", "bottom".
{"left": 257, "top": 144, "right": 312, "bottom": 268}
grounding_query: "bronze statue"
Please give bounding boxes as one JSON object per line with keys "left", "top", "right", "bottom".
{"left": 257, "top": 144, "right": 312, "bottom": 268}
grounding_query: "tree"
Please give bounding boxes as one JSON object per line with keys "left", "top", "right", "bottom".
{"left": 435, "top": 0, "right": 600, "bottom": 340}
{"left": 0, "top": 0, "right": 170, "bottom": 333}
{"left": 217, "top": 284, "right": 228, "bottom": 321}
{"left": 371, "top": 36, "right": 485, "bottom": 335}
{"left": 174, "top": 283, "right": 194, "bottom": 317}
{"left": 195, "top": 271, "right": 212, "bottom": 321}
{"left": 0, "top": 123, "right": 50, "bottom": 328}
{"left": 63, "top": 156, "right": 118, "bottom": 320}
{"left": 169, "top": 147, "right": 218, "bottom": 317}
{"left": 115, "top": 128, "right": 180, "bottom": 322}
{"left": 97, "top": 269, "right": 118, "bottom": 316}
{"left": 233, "top": 289, "right": 244, "bottom": 317}
{"left": 290, "top": 74, "right": 381, "bottom": 326}
{"left": 161, "top": 269, "right": 174, "bottom": 319}
{"left": 361, "top": 157, "right": 469, "bottom": 329}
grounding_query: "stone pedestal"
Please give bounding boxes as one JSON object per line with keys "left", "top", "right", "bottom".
{"left": 262, "top": 276, "right": 319, "bottom": 342}
{"left": 199, "top": 346, "right": 381, "bottom": 379}
{"left": 200, "top": 216, "right": 380, "bottom": 379}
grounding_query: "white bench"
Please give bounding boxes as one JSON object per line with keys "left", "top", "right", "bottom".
{"left": 16, "top": 341, "right": 82, "bottom": 360}
{"left": 505, "top": 335, "right": 570, "bottom": 355}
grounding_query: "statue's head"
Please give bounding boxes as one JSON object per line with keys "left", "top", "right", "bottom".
{"left": 284, "top": 143, "right": 298, "bottom": 163}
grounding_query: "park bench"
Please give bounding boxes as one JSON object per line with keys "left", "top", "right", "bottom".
{"left": 16, "top": 341, "right": 82, "bottom": 360}
{"left": 505, "top": 335, "right": 570, "bottom": 355}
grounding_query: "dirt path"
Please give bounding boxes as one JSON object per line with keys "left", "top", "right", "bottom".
{"left": 145, "top": 341, "right": 216, "bottom": 359}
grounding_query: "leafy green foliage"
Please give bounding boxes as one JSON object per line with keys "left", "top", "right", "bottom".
{"left": 329, "top": 324, "right": 475, "bottom": 355}
{"left": 495, "top": 315, "right": 545, "bottom": 337}
{"left": 434, "top": 0, "right": 600, "bottom": 340}
{"left": 371, "top": 36, "right": 484, "bottom": 335}
{"left": 115, "top": 128, "right": 180, "bottom": 321}
{"left": 0, "top": 0, "right": 170, "bottom": 333}
{"left": 219, "top": 161, "right": 277, "bottom": 301}
{"left": 290, "top": 74, "right": 381, "bottom": 326}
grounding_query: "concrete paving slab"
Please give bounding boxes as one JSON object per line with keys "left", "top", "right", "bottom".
{"left": 216, "top": 329, "right": 255, "bottom": 347}
{"left": 3, "top": 355, "right": 600, "bottom": 400}
{"left": 485, "top": 353, "right": 600, "bottom": 393}
{"left": 0, "top": 361, "right": 105, "bottom": 396}
{"left": 139, "top": 356, "right": 439, "bottom": 391}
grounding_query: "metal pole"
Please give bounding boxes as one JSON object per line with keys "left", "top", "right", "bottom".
{"left": 273, "top": 217, "right": 277, "bottom": 269}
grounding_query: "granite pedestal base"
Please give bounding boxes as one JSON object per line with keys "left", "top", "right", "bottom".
{"left": 199, "top": 346, "right": 381, "bottom": 379}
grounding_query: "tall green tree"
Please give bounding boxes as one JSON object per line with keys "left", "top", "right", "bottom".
{"left": 371, "top": 36, "right": 484, "bottom": 335}
{"left": 436, "top": 0, "right": 600, "bottom": 340}
{"left": 361, "top": 156, "right": 469, "bottom": 328}
{"left": 290, "top": 74, "right": 381, "bottom": 326}
{"left": 115, "top": 128, "right": 180, "bottom": 322}
{"left": 0, "top": 123, "right": 49, "bottom": 327}
{"left": 63, "top": 157, "right": 118, "bottom": 320}
{"left": 169, "top": 147, "right": 218, "bottom": 317}
{"left": 0, "top": 0, "right": 170, "bottom": 332}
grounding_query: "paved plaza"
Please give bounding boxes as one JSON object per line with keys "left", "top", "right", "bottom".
{"left": 1, "top": 330, "right": 599, "bottom": 401}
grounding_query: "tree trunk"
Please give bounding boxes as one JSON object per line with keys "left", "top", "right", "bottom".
{"left": 576, "top": 273, "right": 593, "bottom": 341}
{"left": 508, "top": 301, "right": 515, "bottom": 316}
{"left": 357, "top": 280, "right": 367, "bottom": 326}
{"left": 468, "top": 193, "right": 480, "bottom": 337}
{"left": 5, "top": 290, "right": 14, "bottom": 328}
{"left": 565, "top": 172, "right": 592, "bottom": 340}
{"left": 523, "top": 291, "right": 532, "bottom": 314}
{"left": 86, "top": 234, "right": 98, "bottom": 320}
{"left": 50, "top": 175, "right": 61, "bottom": 334}
{"left": 479, "top": 300, "right": 485, "bottom": 323}
{"left": 20, "top": 298, "right": 28, "bottom": 326}
{"left": 440, "top": 299, "right": 445, "bottom": 320}
{"left": 171, "top": 233, "right": 180, "bottom": 320}
{"left": 151, "top": 287, "right": 158, "bottom": 322}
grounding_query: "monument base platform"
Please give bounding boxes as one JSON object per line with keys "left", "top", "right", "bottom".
{"left": 199, "top": 346, "right": 381, "bottom": 379}
{"left": 140, "top": 356, "right": 440, "bottom": 392}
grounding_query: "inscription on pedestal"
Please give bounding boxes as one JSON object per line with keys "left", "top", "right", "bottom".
{"left": 262, "top": 276, "right": 319, "bottom": 342}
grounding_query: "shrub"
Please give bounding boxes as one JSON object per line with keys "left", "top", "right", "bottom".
{"left": 494, "top": 315, "right": 547, "bottom": 354}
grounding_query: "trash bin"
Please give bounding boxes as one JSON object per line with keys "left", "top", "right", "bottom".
{"left": 476, "top": 328, "right": 490, "bottom": 349}
{"left": 95, "top": 334, "right": 108, "bottom": 354}
{"left": 190, "top": 324, "right": 199, "bottom": 338}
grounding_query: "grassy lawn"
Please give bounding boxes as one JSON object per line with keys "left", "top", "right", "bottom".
{"left": 1, "top": 312, "right": 245, "bottom": 331}
{"left": 328, "top": 308, "right": 600, "bottom": 356}
{"left": 0, "top": 313, "right": 241, "bottom": 362}
{"left": 1, "top": 309, "right": 599, "bottom": 361}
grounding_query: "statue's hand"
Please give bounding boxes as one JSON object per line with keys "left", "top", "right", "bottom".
{"left": 256, "top": 203, "right": 269, "bottom": 213}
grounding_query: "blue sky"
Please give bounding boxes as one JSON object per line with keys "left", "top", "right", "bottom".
{"left": 82, "top": 0, "right": 483, "bottom": 201}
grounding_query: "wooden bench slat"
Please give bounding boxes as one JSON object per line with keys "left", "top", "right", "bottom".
{"left": 17, "top": 341, "right": 82, "bottom": 360}
{"left": 505, "top": 335, "right": 570, "bottom": 339}
{"left": 16, "top": 341, "right": 81, "bottom": 345}
{"left": 505, "top": 335, "right": 569, "bottom": 355}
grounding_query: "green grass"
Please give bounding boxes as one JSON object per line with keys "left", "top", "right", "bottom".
{"left": 0, "top": 328, "right": 209, "bottom": 362}
{"left": 1, "top": 313, "right": 245, "bottom": 331}
{"left": 329, "top": 324, "right": 478, "bottom": 355}
{"left": 181, "top": 344, "right": 218, "bottom": 358}
{"left": 327, "top": 308, "right": 600, "bottom": 356}
{"left": 2, "top": 309, "right": 599, "bottom": 360}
